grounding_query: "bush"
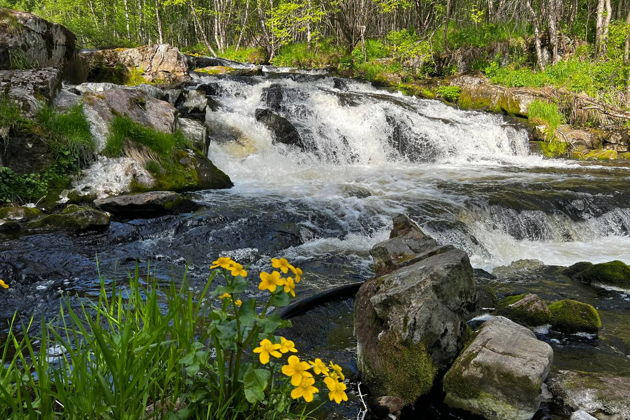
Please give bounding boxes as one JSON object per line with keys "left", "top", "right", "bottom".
{"left": 272, "top": 41, "right": 344, "bottom": 68}
{"left": 221, "top": 46, "right": 268, "bottom": 64}
{"left": 436, "top": 85, "right": 461, "bottom": 102}
{"left": 527, "top": 100, "right": 565, "bottom": 131}
{"left": 350, "top": 39, "right": 390, "bottom": 64}
{"left": 0, "top": 258, "right": 349, "bottom": 418}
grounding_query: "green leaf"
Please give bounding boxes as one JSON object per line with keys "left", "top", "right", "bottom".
{"left": 269, "top": 292, "right": 290, "bottom": 308}
{"left": 243, "top": 367, "right": 270, "bottom": 403}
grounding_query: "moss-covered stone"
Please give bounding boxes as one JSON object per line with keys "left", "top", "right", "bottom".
{"left": 549, "top": 299, "right": 602, "bottom": 334}
{"left": 565, "top": 260, "right": 630, "bottom": 289}
{"left": 25, "top": 205, "right": 110, "bottom": 233}
{"left": 582, "top": 149, "right": 618, "bottom": 160}
{"left": 0, "top": 206, "right": 42, "bottom": 221}
{"left": 496, "top": 293, "right": 551, "bottom": 326}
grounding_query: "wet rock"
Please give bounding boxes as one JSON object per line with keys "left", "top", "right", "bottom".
{"left": 374, "top": 396, "right": 405, "bottom": 418}
{"left": 179, "top": 89, "right": 208, "bottom": 115}
{"left": 355, "top": 215, "right": 477, "bottom": 404}
{"left": 0, "top": 8, "right": 76, "bottom": 73}
{"left": 94, "top": 191, "right": 199, "bottom": 218}
{"left": 369, "top": 214, "right": 440, "bottom": 275}
{"left": 254, "top": 108, "right": 306, "bottom": 150}
{"left": 0, "top": 68, "right": 62, "bottom": 116}
{"left": 0, "top": 206, "right": 42, "bottom": 221}
{"left": 262, "top": 83, "right": 283, "bottom": 110}
{"left": 443, "top": 316, "right": 554, "bottom": 420}
{"left": 80, "top": 44, "right": 190, "bottom": 85}
{"left": 25, "top": 204, "right": 110, "bottom": 233}
{"left": 571, "top": 411, "right": 598, "bottom": 420}
{"left": 178, "top": 118, "right": 208, "bottom": 154}
{"left": 333, "top": 78, "right": 348, "bottom": 91}
{"left": 82, "top": 87, "right": 177, "bottom": 149}
{"left": 548, "top": 370, "right": 630, "bottom": 420}
{"left": 549, "top": 299, "right": 602, "bottom": 334}
{"left": 70, "top": 156, "right": 154, "bottom": 199}
{"left": 565, "top": 260, "right": 630, "bottom": 289}
{"left": 496, "top": 293, "right": 551, "bottom": 326}
{"left": 0, "top": 119, "right": 52, "bottom": 173}
{"left": 177, "top": 151, "right": 233, "bottom": 190}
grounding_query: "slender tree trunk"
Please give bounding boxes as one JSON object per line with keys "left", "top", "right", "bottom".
{"left": 190, "top": 1, "right": 218, "bottom": 56}
{"left": 123, "top": 0, "right": 131, "bottom": 40}
{"left": 625, "top": 9, "right": 630, "bottom": 64}
{"left": 547, "top": 0, "right": 559, "bottom": 64}
{"left": 526, "top": 0, "right": 545, "bottom": 70}
{"left": 443, "top": 0, "right": 452, "bottom": 49}
{"left": 155, "top": 0, "right": 164, "bottom": 44}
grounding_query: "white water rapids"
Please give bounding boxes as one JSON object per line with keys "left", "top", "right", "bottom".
{"left": 197, "top": 73, "right": 630, "bottom": 272}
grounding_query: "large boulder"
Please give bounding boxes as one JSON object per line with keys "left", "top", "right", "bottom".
{"left": 496, "top": 293, "right": 551, "bottom": 327}
{"left": 0, "top": 68, "right": 62, "bottom": 115}
{"left": 25, "top": 204, "right": 110, "bottom": 233}
{"left": 94, "top": 191, "right": 198, "bottom": 218}
{"left": 564, "top": 260, "right": 630, "bottom": 290}
{"left": 80, "top": 44, "right": 190, "bottom": 85}
{"left": 443, "top": 316, "right": 554, "bottom": 420}
{"left": 355, "top": 215, "right": 477, "bottom": 404}
{"left": 0, "top": 8, "right": 76, "bottom": 74}
{"left": 548, "top": 299, "right": 602, "bottom": 334}
{"left": 255, "top": 108, "right": 306, "bottom": 150}
{"left": 548, "top": 370, "right": 630, "bottom": 420}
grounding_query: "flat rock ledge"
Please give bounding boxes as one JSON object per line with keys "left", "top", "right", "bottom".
{"left": 94, "top": 191, "right": 199, "bottom": 218}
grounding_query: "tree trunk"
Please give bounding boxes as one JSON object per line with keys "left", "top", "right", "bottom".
{"left": 526, "top": 0, "right": 545, "bottom": 70}
{"left": 123, "top": 0, "right": 131, "bottom": 40}
{"left": 190, "top": 1, "right": 218, "bottom": 56}
{"left": 625, "top": 9, "right": 630, "bottom": 64}
{"left": 547, "top": 0, "right": 559, "bottom": 64}
{"left": 155, "top": 0, "right": 164, "bottom": 44}
{"left": 443, "top": 0, "right": 452, "bottom": 49}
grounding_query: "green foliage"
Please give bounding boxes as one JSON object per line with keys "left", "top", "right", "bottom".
{"left": 221, "top": 46, "right": 268, "bottom": 64}
{"left": 37, "top": 105, "right": 96, "bottom": 166}
{"left": 272, "top": 40, "right": 344, "bottom": 68}
{"left": 350, "top": 39, "right": 390, "bottom": 64}
{"left": 527, "top": 100, "right": 565, "bottom": 131}
{"left": 540, "top": 139, "right": 569, "bottom": 158}
{"left": 268, "top": 0, "right": 325, "bottom": 50}
{"left": 435, "top": 22, "right": 529, "bottom": 51}
{"left": 386, "top": 29, "right": 432, "bottom": 69}
{"left": 0, "top": 96, "right": 22, "bottom": 133}
{"left": 436, "top": 85, "right": 461, "bottom": 102}
{"left": 0, "top": 258, "right": 347, "bottom": 418}
{"left": 104, "top": 115, "right": 188, "bottom": 158}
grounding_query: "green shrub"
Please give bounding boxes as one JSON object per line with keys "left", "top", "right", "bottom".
{"left": 0, "top": 258, "right": 349, "bottom": 418}
{"left": 272, "top": 41, "right": 344, "bottom": 68}
{"left": 436, "top": 85, "right": 461, "bottom": 102}
{"left": 350, "top": 39, "right": 390, "bottom": 64}
{"left": 528, "top": 100, "right": 565, "bottom": 131}
{"left": 221, "top": 46, "right": 268, "bottom": 64}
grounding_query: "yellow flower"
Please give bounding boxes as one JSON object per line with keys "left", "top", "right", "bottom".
{"left": 323, "top": 377, "right": 348, "bottom": 404}
{"left": 290, "top": 376, "right": 318, "bottom": 402}
{"left": 229, "top": 264, "right": 247, "bottom": 277}
{"left": 258, "top": 271, "right": 284, "bottom": 292}
{"left": 0, "top": 280, "right": 8, "bottom": 289}
{"left": 290, "top": 265, "right": 303, "bottom": 283}
{"left": 328, "top": 362, "right": 345, "bottom": 380}
{"left": 253, "top": 339, "right": 282, "bottom": 365}
{"left": 211, "top": 257, "right": 235, "bottom": 270}
{"left": 279, "top": 337, "right": 298, "bottom": 354}
{"left": 310, "top": 358, "right": 329, "bottom": 375}
{"left": 234, "top": 299, "right": 242, "bottom": 306}
{"left": 281, "top": 355, "right": 312, "bottom": 386}
{"left": 218, "top": 292, "right": 232, "bottom": 300}
{"left": 271, "top": 258, "right": 292, "bottom": 274}
{"left": 282, "top": 276, "right": 296, "bottom": 297}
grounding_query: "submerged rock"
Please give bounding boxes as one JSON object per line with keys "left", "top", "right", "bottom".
{"left": 549, "top": 370, "right": 630, "bottom": 420}
{"left": 94, "top": 191, "right": 198, "bottom": 218}
{"left": 443, "top": 316, "right": 554, "bottom": 420}
{"left": 548, "top": 299, "right": 602, "bottom": 334}
{"left": 496, "top": 293, "right": 551, "bottom": 326}
{"left": 355, "top": 215, "right": 477, "bottom": 404}
{"left": 25, "top": 204, "right": 109, "bottom": 233}
{"left": 565, "top": 260, "right": 630, "bottom": 289}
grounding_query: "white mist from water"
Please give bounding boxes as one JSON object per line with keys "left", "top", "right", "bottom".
{"left": 202, "top": 74, "right": 630, "bottom": 270}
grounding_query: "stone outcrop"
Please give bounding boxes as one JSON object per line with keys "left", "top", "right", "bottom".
{"left": 80, "top": 44, "right": 190, "bottom": 85}
{"left": 355, "top": 215, "right": 477, "bottom": 404}
{"left": 549, "top": 370, "right": 630, "bottom": 420}
{"left": 94, "top": 191, "right": 199, "bottom": 218}
{"left": 565, "top": 260, "right": 630, "bottom": 289}
{"left": 0, "top": 8, "right": 76, "bottom": 73}
{"left": 24, "top": 204, "right": 110, "bottom": 233}
{"left": 496, "top": 293, "right": 551, "bottom": 326}
{"left": 0, "top": 67, "right": 62, "bottom": 115}
{"left": 255, "top": 108, "right": 306, "bottom": 151}
{"left": 443, "top": 316, "right": 554, "bottom": 420}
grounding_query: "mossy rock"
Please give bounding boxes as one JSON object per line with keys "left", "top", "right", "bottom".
{"left": 0, "top": 206, "right": 42, "bottom": 221}
{"left": 582, "top": 149, "right": 618, "bottom": 160}
{"left": 25, "top": 205, "right": 110, "bottom": 233}
{"left": 496, "top": 293, "right": 551, "bottom": 326}
{"left": 565, "top": 260, "right": 630, "bottom": 289}
{"left": 549, "top": 299, "right": 602, "bottom": 334}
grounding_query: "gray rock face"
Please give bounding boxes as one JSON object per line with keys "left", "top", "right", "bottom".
{"left": 443, "top": 316, "right": 554, "bottom": 420}
{"left": 0, "top": 68, "right": 62, "bottom": 115}
{"left": 0, "top": 8, "right": 76, "bottom": 73}
{"left": 178, "top": 118, "right": 208, "bottom": 155}
{"left": 255, "top": 108, "right": 306, "bottom": 150}
{"left": 80, "top": 44, "right": 190, "bottom": 85}
{"left": 94, "top": 191, "right": 198, "bottom": 218}
{"left": 497, "top": 293, "right": 552, "bottom": 326}
{"left": 571, "top": 411, "right": 598, "bottom": 420}
{"left": 549, "top": 370, "right": 630, "bottom": 420}
{"left": 82, "top": 87, "right": 177, "bottom": 150}
{"left": 355, "top": 215, "right": 477, "bottom": 404}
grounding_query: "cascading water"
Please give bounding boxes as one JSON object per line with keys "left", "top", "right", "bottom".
{"left": 194, "top": 72, "right": 630, "bottom": 272}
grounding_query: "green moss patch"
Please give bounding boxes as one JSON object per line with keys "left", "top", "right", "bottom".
{"left": 566, "top": 260, "right": 630, "bottom": 288}
{"left": 549, "top": 299, "right": 602, "bottom": 334}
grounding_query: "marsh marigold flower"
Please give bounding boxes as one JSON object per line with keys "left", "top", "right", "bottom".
{"left": 290, "top": 376, "right": 318, "bottom": 402}
{"left": 290, "top": 265, "right": 303, "bottom": 282}
{"left": 0, "top": 280, "right": 8, "bottom": 289}
{"left": 324, "top": 377, "right": 348, "bottom": 404}
{"left": 228, "top": 261, "right": 247, "bottom": 277}
{"left": 310, "top": 358, "right": 329, "bottom": 375}
{"left": 271, "top": 258, "right": 292, "bottom": 274}
{"left": 258, "top": 271, "right": 284, "bottom": 292}
{"left": 211, "top": 257, "right": 235, "bottom": 269}
{"left": 218, "top": 292, "right": 232, "bottom": 300}
{"left": 279, "top": 337, "right": 298, "bottom": 353}
{"left": 283, "top": 276, "right": 296, "bottom": 297}
{"left": 328, "top": 362, "right": 345, "bottom": 380}
{"left": 234, "top": 299, "right": 242, "bottom": 306}
{"left": 281, "top": 355, "right": 312, "bottom": 386}
{"left": 253, "top": 339, "right": 282, "bottom": 364}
